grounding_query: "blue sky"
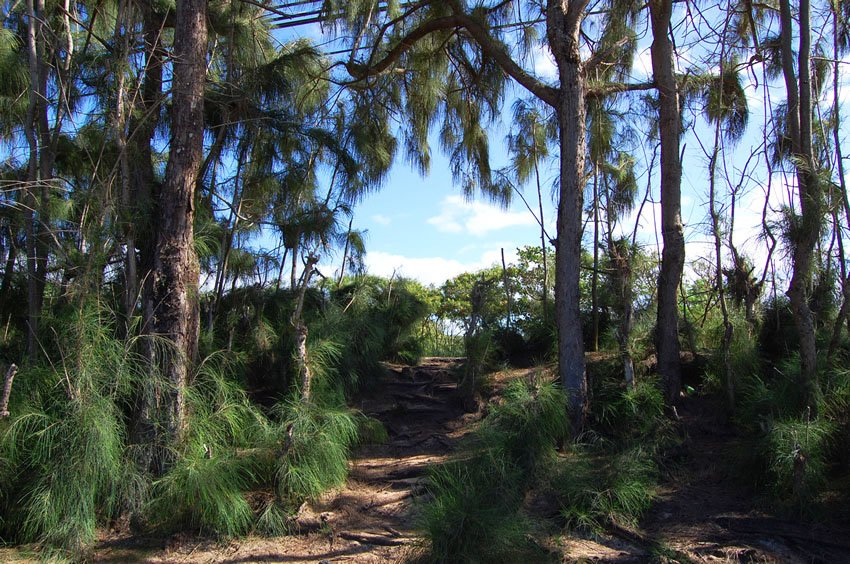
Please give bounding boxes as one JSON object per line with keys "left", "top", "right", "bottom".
{"left": 319, "top": 12, "right": 850, "bottom": 290}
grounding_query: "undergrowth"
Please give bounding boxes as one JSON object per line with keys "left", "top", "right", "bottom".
{"left": 422, "top": 359, "right": 673, "bottom": 562}
{"left": 0, "top": 297, "right": 389, "bottom": 556}
{"left": 423, "top": 377, "right": 569, "bottom": 563}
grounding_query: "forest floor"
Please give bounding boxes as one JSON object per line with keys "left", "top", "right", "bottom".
{"left": 3, "top": 356, "right": 850, "bottom": 563}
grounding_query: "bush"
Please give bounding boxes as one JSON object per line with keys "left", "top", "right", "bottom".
{"left": 423, "top": 378, "right": 568, "bottom": 562}
{"left": 0, "top": 308, "right": 143, "bottom": 556}
{"left": 552, "top": 445, "right": 657, "bottom": 531}
{"left": 272, "top": 401, "right": 358, "bottom": 505}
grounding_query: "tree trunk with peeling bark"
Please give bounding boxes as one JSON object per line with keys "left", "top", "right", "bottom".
{"left": 142, "top": 0, "right": 206, "bottom": 464}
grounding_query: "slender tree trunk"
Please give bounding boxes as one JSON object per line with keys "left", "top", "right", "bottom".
{"left": 111, "top": 0, "right": 138, "bottom": 327}
{"left": 292, "top": 254, "right": 318, "bottom": 402}
{"left": 779, "top": 0, "right": 821, "bottom": 412}
{"left": 130, "top": 3, "right": 167, "bottom": 471}
{"left": 212, "top": 150, "right": 247, "bottom": 319}
{"left": 535, "top": 159, "right": 549, "bottom": 321}
{"left": 24, "top": 0, "right": 42, "bottom": 359}
{"left": 828, "top": 2, "right": 850, "bottom": 361}
{"left": 501, "top": 247, "right": 512, "bottom": 329}
{"left": 337, "top": 218, "right": 353, "bottom": 287}
{"left": 548, "top": 0, "right": 589, "bottom": 434}
{"left": 591, "top": 163, "right": 600, "bottom": 352}
{"left": 0, "top": 225, "right": 16, "bottom": 304}
{"left": 650, "top": 0, "right": 685, "bottom": 404}
{"left": 709, "top": 118, "right": 735, "bottom": 407}
{"left": 143, "top": 0, "right": 206, "bottom": 460}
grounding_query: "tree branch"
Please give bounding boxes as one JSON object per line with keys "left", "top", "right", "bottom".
{"left": 586, "top": 80, "right": 655, "bottom": 98}
{"left": 346, "top": 13, "right": 558, "bottom": 107}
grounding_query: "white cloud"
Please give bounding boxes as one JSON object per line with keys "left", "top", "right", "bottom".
{"left": 533, "top": 44, "right": 558, "bottom": 80}
{"left": 371, "top": 213, "right": 392, "bottom": 226}
{"left": 427, "top": 195, "right": 536, "bottom": 237}
{"left": 632, "top": 47, "right": 653, "bottom": 79}
{"left": 365, "top": 248, "right": 515, "bottom": 286}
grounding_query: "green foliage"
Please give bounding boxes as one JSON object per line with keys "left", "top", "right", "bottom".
{"left": 149, "top": 451, "right": 255, "bottom": 537}
{"left": 552, "top": 446, "right": 657, "bottom": 531}
{"left": 272, "top": 401, "right": 358, "bottom": 505}
{"left": 587, "top": 360, "right": 673, "bottom": 448}
{"left": 423, "top": 460, "right": 537, "bottom": 564}
{"left": 0, "top": 308, "right": 143, "bottom": 555}
{"left": 479, "top": 379, "right": 571, "bottom": 470}
{"left": 147, "top": 356, "right": 264, "bottom": 537}
{"left": 761, "top": 417, "right": 833, "bottom": 510}
{"left": 356, "top": 414, "right": 389, "bottom": 445}
{"left": 423, "top": 378, "right": 567, "bottom": 562}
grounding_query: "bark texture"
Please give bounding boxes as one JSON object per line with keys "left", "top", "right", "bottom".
{"left": 548, "top": 0, "right": 589, "bottom": 433}
{"left": 143, "top": 0, "right": 206, "bottom": 456}
{"left": 779, "top": 0, "right": 821, "bottom": 412}
{"left": 650, "top": 0, "right": 685, "bottom": 403}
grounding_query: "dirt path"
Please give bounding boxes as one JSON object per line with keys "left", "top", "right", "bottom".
{"left": 93, "top": 357, "right": 474, "bottom": 563}
{"left": 562, "top": 394, "right": 850, "bottom": 563}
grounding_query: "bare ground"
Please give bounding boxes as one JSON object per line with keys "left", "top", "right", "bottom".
{"left": 3, "top": 357, "right": 850, "bottom": 563}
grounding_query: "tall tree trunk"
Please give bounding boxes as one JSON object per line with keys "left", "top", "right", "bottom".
{"left": 828, "top": 1, "right": 850, "bottom": 362}
{"left": 709, "top": 116, "right": 735, "bottom": 408}
{"left": 24, "top": 0, "right": 42, "bottom": 359}
{"left": 548, "top": 0, "right": 589, "bottom": 434}
{"left": 779, "top": 0, "right": 821, "bottom": 412}
{"left": 143, "top": 0, "right": 206, "bottom": 461}
{"left": 535, "top": 159, "right": 550, "bottom": 322}
{"left": 591, "top": 163, "right": 600, "bottom": 352}
{"left": 130, "top": 2, "right": 167, "bottom": 469}
{"left": 650, "top": 0, "right": 685, "bottom": 404}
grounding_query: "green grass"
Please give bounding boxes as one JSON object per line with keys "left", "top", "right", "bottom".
{"left": 551, "top": 445, "right": 657, "bottom": 531}
{"left": 422, "top": 378, "right": 568, "bottom": 563}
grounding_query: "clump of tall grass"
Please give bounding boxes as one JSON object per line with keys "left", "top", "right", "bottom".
{"left": 588, "top": 361, "right": 674, "bottom": 450}
{"left": 271, "top": 400, "right": 358, "bottom": 505}
{"left": 733, "top": 356, "right": 850, "bottom": 513}
{"left": 146, "top": 354, "right": 264, "bottom": 536}
{"left": 423, "top": 458, "right": 533, "bottom": 563}
{"left": 423, "top": 378, "right": 568, "bottom": 562}
{"left": 0, "top": 307, "right": 143, "bottom": 555}
{"left": 552, "top": 445, "right": 657, "bottom": 531}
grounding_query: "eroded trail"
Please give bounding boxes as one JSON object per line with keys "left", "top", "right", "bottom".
{"left": 286, "top": 357, "right": 476, "bottom": 562}
{"left": 94, "top": 357, "right": 474, "bottom": 563}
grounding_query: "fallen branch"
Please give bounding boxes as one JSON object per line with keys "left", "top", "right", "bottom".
{"left": 0, "top": 363, "right": 17, "bottom": 418}
{"left": 338, "top": 531, "right": 408, "bottom": 546}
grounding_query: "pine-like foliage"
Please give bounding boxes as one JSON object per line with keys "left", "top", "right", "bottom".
{"left": 0, "top": 308, "right": 143, "bottom": 555}
{"left": 424, "top": 378, "right": 568, "bottom": 562}
{"left": 271, "top": 401, "right": 358, "bottom": 504}
{"left": 147, "top": 355, "right": 263, "bottom": 536}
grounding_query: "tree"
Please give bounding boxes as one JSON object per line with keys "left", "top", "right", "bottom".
{"left": 777, "top": 0, "right": 822, "bottom": 412}
{"left": 141, "top": 0, "right": 207, "bottom": 461}
{"left": 329, "top": 0, "right": 654, "bottom": 431}
{"left": 649, "top": 0, "right": 685, "bottom": 404}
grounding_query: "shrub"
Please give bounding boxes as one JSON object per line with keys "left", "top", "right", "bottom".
{"left": 552, "top": 445, "right": 657, "bottom": 531}
{"left": 272, "top": 401, "right": 358, "bottom": 505}
{"left": 0, "top": 308, "right": 143, "bottom": 555}
{"left": 423, "top": 378, "right": 567, "bottom": 562}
